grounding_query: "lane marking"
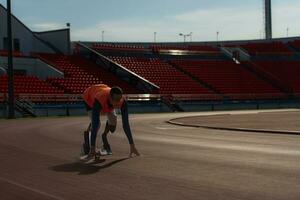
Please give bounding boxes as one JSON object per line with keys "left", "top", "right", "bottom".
{"left": 0, "top": 177, "right": 65, "bottom": 200}
{"left": 155, "top": 125, "right": 194, "bottom": 130}
{"left": 137, "top": 135, "right": 300, "bottom": 156}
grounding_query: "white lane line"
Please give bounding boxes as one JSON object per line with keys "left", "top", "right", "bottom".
{"left": 155, "top": 126, "right": 194, "bottom": 130}
{"left": 137, "top": 135, "right": 300, "bottom": 156}
{"left": 155, "top": 126, "right": 192, "bottom": 130}
{"left": 0, "top": 177, "right": 65, "bottom": 200}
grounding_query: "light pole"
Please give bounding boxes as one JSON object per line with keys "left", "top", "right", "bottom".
{"left": 179, "top": 33, "right": 185, "bottom": 42}
{"left": 216, "top": 31, "right": 219, "bottom": 42}
{"left": 66, "top": 23, "right": 71, "bottom": 54}
{"left": 286, "top": 27, "right": 289, "bottom": 37}
{"left": 154, "top": 32, "right": 157, "bottom": 43}
{"left": 179, "top": 32, "right": 192, "bottom": 43}
{"left": 264, "top": 0, "right": 272, "bottom": 39}
{"left": 101, "top": 31, "right": 105, "bottom": 42}
{"left": 7, "top": 0, "right": 15, "bottom": 119}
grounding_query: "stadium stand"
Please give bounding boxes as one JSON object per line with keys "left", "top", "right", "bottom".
{"left": 289, "top": 40, "right": 300, "bottom": 51}
{"left": 0, "top": 50, "right": 23, "bottom": 57}
{"left": 91, "top": 43, "right": 220, "bottom": 53}
{"left": 150, "top": 44, "right": 219, "bottom": 53}
{"left": 171, "top": 59, "right": 283, "bottom": 100}
{"left": 252, "top": 61, "right": 300, "bottom": 93}
{"left": 109, "top": 56, "right": 217, "bottom": 97}
{"left": 0, "top": 74, "right": 63, "bottom": 94}
{"left": 239, "top": 42, "right": 293, "bottom": 55}
{"left": 92, "top": 43, "right": 146, "bottom": 51}
{"left": 36, "top": 53, "right": 141, "bottom": 94}
{"left": 1, "top": 41, "right": 299, "bottom": 101}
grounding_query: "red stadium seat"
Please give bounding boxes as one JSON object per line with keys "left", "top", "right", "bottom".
{"left": 109, "top": 56, "right": 218, "bottom": 97}
{"left": 239, "top": 42, "right": 293, "bottom": 55}
{"left": 251, "top": 61, "right": 300, "bottom": 93}
{"left": 0, "top": 74, "right": 63, "bottom": 94}
{"left": 171, "top": 59, "right": 284, "bottom": 100}
{"left": 36, "top": 53, "right": 140, "bottom": 94}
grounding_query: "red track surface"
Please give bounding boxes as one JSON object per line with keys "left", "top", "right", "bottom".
{"left": 1, "top": 110, "right": 300, "bottom": 200}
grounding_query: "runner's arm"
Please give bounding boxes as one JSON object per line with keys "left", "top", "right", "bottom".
{"left": 90, "top": 100, "right": 102, "bottom": 147}
{"left": 121, "top": 100, "right": 134, "bottom": 145}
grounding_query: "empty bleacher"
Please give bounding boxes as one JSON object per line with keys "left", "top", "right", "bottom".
{"left": 240, "top": 42, "right": 293, "bottom": 55}
{"left": 253, "top": 61, "right": 300, "bottom": 93}
{"left": 171, "top": 60, "right": 283, "bottom": 100}
{"left": 0, "top": 50, "right": 23, "bottom": 57}
{"left": 0, "top": 74, "right": 63, "bottom": 94}
{"left": 109, "top": 56, "right": 217, "bottom": 97}
{"left": 2, "top": 39, "right": 299, "bottom": 102}
{"left": 92, "top": 43, "right": 146, "bottom": 52}
{"left": 151, "top": 44, "right": 219, "bottom": 53}
{"left": 289, "top": 40, "right": 300, "bottom": 51}
{"left": 91, "top": 43, "right": 220, "bottom": 53}
{"left": 36, "top": 53, "right": 140, "bottom": 94}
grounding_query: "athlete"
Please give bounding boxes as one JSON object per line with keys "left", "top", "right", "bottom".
{"left": 82, "top": 84, "right": 140, "bottom": 158}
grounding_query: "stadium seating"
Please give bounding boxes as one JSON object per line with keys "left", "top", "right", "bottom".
{"left": 92, "top": 43, "right": 146, "bottom": 51}
{"left": 109, "top": 56, "right": 217, "bottom": 96}
{"left": 2, "top": 41, "right": 297, "bottom": 101}
{"left": 252, "top": 61, "right": 300, "bottom": 93}
{"left": 92, "top": 43, "right": 220, "bottom": 53}
{"left": 289, "top": 40, "right": 300, "bottom": 51}
{"left": 150, "top": 44, "right": 219, "bottom": 53}
{"left": 0, "top": 74, "right": 64, "bottom": 94}
{"left": 36, "top": 53, "right": 140, "bottom": 94}
{"left": 0, "top": 50, "right": 23, "bottom": 57}
{"left": 171, "top": 60, "right": 283, "bottom": 100}
{"left": 240, "top": 42, "right": 293, "bottom": 55}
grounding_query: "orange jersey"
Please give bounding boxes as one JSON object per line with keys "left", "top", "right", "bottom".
{"left": 82, "top": 84, "right": 124, "bottom": 113}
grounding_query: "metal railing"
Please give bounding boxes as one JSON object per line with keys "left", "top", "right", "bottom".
{"left": 0, "top": 93, "right": 161, "bottom": 103}
{"left": 171, "top": 93, "right": 291, "bottom": 101}
{"left": 15, "top": 97, "right": 36, "bottom": 117}
{"left": 0, "top": 93, "right": 298, "bottom": 104}
{"left": 0, "top": 93, "right": 300, "bottom": 103}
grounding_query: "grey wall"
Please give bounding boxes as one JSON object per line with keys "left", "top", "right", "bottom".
{"left": 35, "top": 29, "right": 70, "bottom": 55}
{"left": 0, "top": 4, "right": 55, "bottom": 55}
{"left": 0, "top": 56, "right": 63, "bottom": 79}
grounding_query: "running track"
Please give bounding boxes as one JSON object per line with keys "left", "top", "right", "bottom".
{"left": 0, "top": 110, "right": 300, "bottom": 200}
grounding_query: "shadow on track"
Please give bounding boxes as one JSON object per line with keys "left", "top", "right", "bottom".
{"left": 50, "top": 158, "right": 129, "bottom": 175}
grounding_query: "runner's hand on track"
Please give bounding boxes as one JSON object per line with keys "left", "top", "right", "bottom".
{"left": 129, "top": 144, "right": 140, "bottom": 157}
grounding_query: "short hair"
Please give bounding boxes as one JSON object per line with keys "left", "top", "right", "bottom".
{"left": 110, "top": 86, "right": 123, "bottom": 97}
